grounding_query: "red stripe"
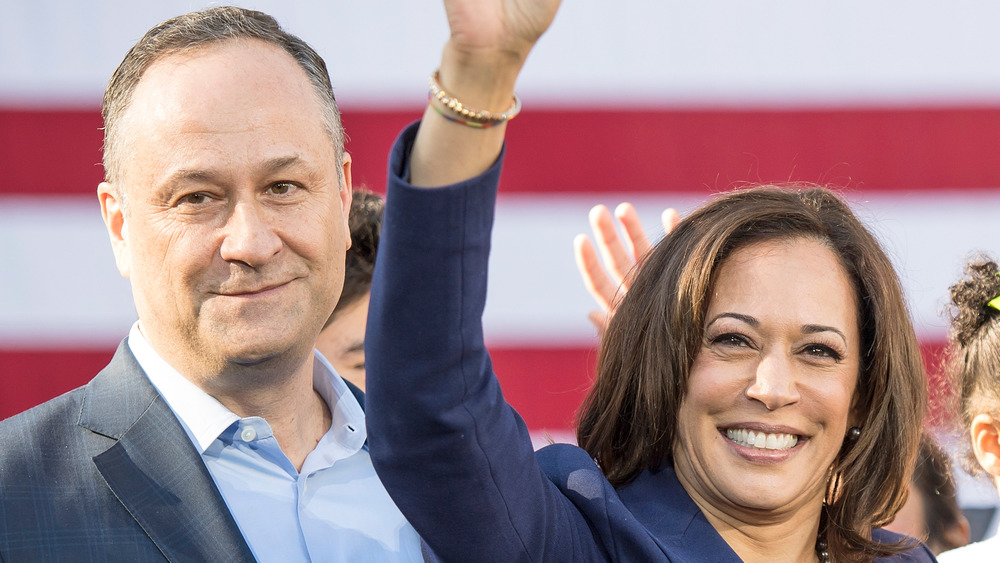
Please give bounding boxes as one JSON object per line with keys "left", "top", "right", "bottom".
{"left": 491, "top": 346, "right": 597, "bottom": 430}
{"left": 0, "top": 342, "right": 954, "bottom": 429}
{"left": 1, "top": 109, "right": 106, "bottom": 197}
{"left": 6, "top": 107, "right": 1000, "bottom": 197}
{"left": 0, "top": 348, "right": 116, "bottom": 420}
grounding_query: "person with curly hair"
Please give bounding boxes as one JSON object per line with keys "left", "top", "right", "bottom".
{"left": 938, "top": 257, "right": 1000, "bottom": 561}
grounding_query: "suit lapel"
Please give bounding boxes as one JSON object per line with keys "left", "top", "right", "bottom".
{"left": 618, "top": 465, "right": 743, "bottom": 562}
{"left": 81, "top": 341, "right": 256, "bottom": 562}
{"left": 344, "top": 377, "right": 365, "bottom": 411}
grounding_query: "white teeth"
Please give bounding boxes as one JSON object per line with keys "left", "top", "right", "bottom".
{"left": 725, "top": 428, "right": 798, "bottom": 451}
{"left": 765, "top": 434, "right": 778, "bottom": 449}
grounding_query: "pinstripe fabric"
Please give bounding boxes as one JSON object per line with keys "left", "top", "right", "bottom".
{"left": 0, "top": 339, "right": 255, "bottom": 562}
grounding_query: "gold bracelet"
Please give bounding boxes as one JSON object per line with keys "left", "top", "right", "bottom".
{"left": 428, "top": 69, "right": 521, "bottom": 127}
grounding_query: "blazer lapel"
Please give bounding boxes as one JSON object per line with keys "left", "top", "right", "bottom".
{"left": 618, "top": 465, "right": 743, "bottom": 562}
{"left": 81, "top": 341, "right": 256, "bottom": 562}
{"left": 344, "top": 377, "right": 365, "bottom": 411}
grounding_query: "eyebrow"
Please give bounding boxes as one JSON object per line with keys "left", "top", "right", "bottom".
{"left": 706, "top": 312, "right": 758, "bottom": 328}
{"left": 164, "top": 155, "right": 306, "bottom": 185}
{"left": 802, "top": 324, "right": 848, "bottom": 343}
{"left": 706, "top": 314, "right": 848, "bottom": 343}
{"left": 260, "top": 155, "right": 304, "bottom": 175}
{"left": 345, "top": 341, "right": 364, "bottom": 354}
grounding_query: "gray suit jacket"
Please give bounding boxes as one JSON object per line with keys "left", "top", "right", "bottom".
{"left": 0, "top": 339, "right": 256, "bottom": 562}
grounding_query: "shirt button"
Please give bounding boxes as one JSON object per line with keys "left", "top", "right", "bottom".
{"left": 240, "top": 427, "right": 257, "bottom": 442}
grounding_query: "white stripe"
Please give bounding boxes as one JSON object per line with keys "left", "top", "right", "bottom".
{"left": 0, "top": 196, "right": 135, "bottom": 347}
{"left": 3, "top": 192, "right": 998, "bottom": 348}
{"left": 5, "top": 0, "right": 1000, "bottom": 106}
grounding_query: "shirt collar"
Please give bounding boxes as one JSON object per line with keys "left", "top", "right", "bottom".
{"left": 308, "top": 351, "right": 368, "bottom": 469}
{"left": 127, "top": 322, "right": 367, "bottom": 457}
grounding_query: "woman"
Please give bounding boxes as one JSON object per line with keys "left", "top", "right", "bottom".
{"left": 936, "top": 258, "right": 1000, "bottom": 562}
{"left": 368, "top": 179, "right": 934, "bottom": 560}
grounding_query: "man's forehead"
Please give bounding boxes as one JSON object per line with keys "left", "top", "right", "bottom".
{"left": 115, "top": 38, "right": 337, "bottom": 190}
{"left": 139, "top": 38, "right": 300, "bottom": 87}
{"left": 124, "top": 39, "right": 323, "bottom": 132}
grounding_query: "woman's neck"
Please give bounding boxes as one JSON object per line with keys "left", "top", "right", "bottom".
{"left": 710, "top": 512, "right": 823, "bottom": 563}
{"left": 676, "top": 469, "right": 825, "bottom": 563}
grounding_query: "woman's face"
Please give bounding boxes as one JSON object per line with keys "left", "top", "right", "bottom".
{"left": 672, "top": 237, "right": 860, "bottom": 521}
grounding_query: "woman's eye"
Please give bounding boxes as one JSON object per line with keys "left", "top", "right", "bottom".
{"left": 713, "top": 334, "right": 748, "bottom": 348}
{"left": 804, "top": 344, "right": 841, "bottom": 361}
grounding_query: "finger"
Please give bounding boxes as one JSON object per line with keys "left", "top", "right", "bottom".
{"left": 587, "top": 310, "right": 610, "bottom": 339}
{"left": 589, "top": 204, "right": 632, "bottom": 285}
{"left": 661, "top": 208, "right": 681, "bottom": 235}
{"left": 574, "top": 233, "right": 620, "bottom": 312}
{"left": 614, "top": 202, "right": 653, "bottom": 261}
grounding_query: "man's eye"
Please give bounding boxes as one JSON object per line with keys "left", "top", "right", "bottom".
{"left": 181, "top": 193, "right": 208, "bottom": 205}
{"left": 269, "top": 182, "right": 296, "bottom": 195}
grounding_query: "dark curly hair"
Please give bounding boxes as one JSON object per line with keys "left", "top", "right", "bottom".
{"left": 946, "top": 257, "right": 1000, "bottom": 472}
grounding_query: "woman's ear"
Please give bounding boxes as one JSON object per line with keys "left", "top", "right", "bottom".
{"left": 970, "top": 413, "right": 1000, "bottom": 477}
{"left": 846, "top": 386, "right": 862, "bottom": 430}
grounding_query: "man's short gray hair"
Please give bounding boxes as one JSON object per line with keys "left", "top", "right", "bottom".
{"left": 102, "top": 6, "right": 345, "bottom": 206}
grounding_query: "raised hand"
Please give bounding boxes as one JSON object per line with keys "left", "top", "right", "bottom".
{"left": 443, "top": 0, "right": 562, "bottom": 64}
{"left": 574, "top": 203, "right": 681, "bottom": 336}
{"left": 410, "top": 0, "right": 562, "bottom": 188}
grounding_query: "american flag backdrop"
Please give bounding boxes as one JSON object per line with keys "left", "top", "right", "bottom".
{"left": 4, "top": 0, "right": 1000, "bottom": 448}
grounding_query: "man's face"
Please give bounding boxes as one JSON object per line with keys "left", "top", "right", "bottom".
{"left": 99, "top": 39, "right": 351, "bottom": 383}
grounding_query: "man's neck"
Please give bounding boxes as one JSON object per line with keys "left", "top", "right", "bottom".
{"left": 204, "top": 355, "right": 333, "bottom": 472}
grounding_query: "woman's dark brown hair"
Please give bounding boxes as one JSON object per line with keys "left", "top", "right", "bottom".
{"left": 576, "top": 186, "right": 926, "bottom": 562}
{"left": 946, "top": 257, "right": 1000, "bottom": 470}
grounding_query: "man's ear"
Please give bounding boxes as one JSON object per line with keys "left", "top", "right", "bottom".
{"left": 970, "top": 413, "right": 1000, "bottom": 477}
{"left": 98, "top": 182, "right": 130, "bottom": 278}
{"left": 340, "top": 152, "right": 353, "bottom": 251}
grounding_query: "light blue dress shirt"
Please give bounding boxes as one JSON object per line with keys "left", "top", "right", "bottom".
{"left": 127, "top": 322, "right": 421, "bottom": 562}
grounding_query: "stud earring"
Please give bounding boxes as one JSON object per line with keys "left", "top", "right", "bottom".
{"left": 846, "top": 427, "right": 861, "bottom": 441}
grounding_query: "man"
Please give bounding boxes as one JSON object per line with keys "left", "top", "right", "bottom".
{"left": 0, "top": 1, "right": 559, "bottom": 560}
{"left": 316, "top": 190, "right": 383, "bottom": 391}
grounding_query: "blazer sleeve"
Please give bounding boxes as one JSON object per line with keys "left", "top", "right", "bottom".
{"left": 365, "top": 122, "right": 605, "bottom": 563}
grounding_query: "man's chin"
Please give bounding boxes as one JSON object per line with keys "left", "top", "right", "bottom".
{"left": 216, "top": 340, "right": 303, "bottom": 369}
{"left": 228, "top": 344, "right": 305, "bottom": 367}
{"left": 197, "top": 323, "right": 319, "bottom": 373}
{"left": 231, "top": 353, "right": 282, "bottom": 368}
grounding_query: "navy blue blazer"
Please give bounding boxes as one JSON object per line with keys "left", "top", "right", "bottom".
{"left": 0, "top": 339, "right": 366, "bottom": 562}
{"left": 366, "top": 124, "right": 937, "bottom": 562}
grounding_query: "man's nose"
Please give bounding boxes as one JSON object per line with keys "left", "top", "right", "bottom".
{"left": 219, "top": 201, "right": 282, "bottom": 267}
